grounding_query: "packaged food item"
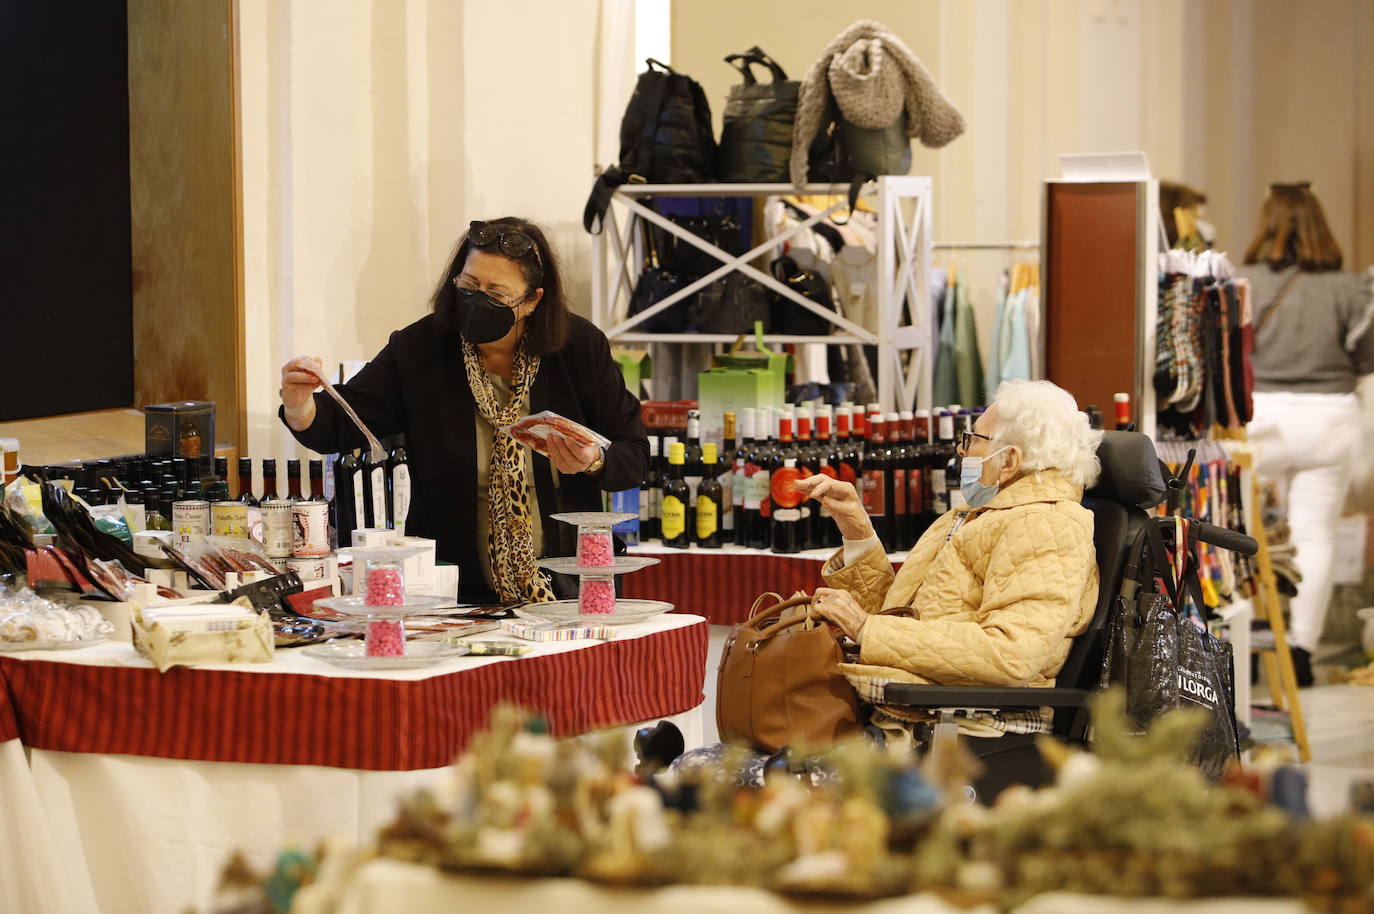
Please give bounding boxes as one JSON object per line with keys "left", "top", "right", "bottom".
{"left": 499, "top": 411, "right": 611, "bottom": 458}
{"left": 500, "top": 619, "right": 617, "bottom": 642}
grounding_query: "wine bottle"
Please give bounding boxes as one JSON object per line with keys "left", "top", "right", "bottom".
{"left": 661, "top": 442, "right": 691, "bottom": 549}
{"left": 946, "top": 411, "right": 969, "bottom": 511}
{"left": 308, "top": 459, "right": 326, "bottom": 502}
{"left": 884, "top": 411, "right": 908, "bottom": 553}
{"left": 732, "top": 409, "right": 753, "bottom": 547}
{"left": 838, "top": 404, "right": 861, "bottom": 493}
{"left": 387, "top": 435, "right": 411, "bottom": 532}
{"left": 236, "top": 458, "right": 258, "bottom": 506}
{"left": 911, "top": 410, "right": 934, "bottom": 541}
{"left": 814, "top": 404, "right": 841, "bottom": 549}
{"left": 683, "top": 410, "right": 704, "bottom": 538}
{"left": 364, "top": 451, "right": 387, "bottom": 528}
{"left": 769, "top": 409, "right": 804, "bottom": 554}
{"left": 641, "top": 436, "right": 661, "bottom": 542}
{"left": 208, "top": 457, "right": 231, "bottom": 502}
{"left": 851, "top": 404, "right": 868, "bottom": 462}
{"left": 930, "top": 410, "right": 955, "bottom": 516}
{"left": 745, "top": 408, "right": 771, "bottom": 548}
{"left": 718, "top": 411, "right": 737, "bottom": 545}
{"left": 144, "top": 486, "right": 170, "bottom": 531}
{"left": 696, "top": 443, "right": 724, "bottom": 549}
{"left": 335, "top": 450, "right": 366, "bottom": 544}
{"left": 794, "top": 404, "right": 817, "bottom": 550}
{"left": 286, "top": 459, "right": 303, "bottom": 501}
{"left": 261, "top": 459, "right": 280, "bottom": 502}
{"left": 862, "top": 409, "right": 889, "bottom": 550}
{"left": 1114, "top": 392, "right": 1133, "bottom": 430}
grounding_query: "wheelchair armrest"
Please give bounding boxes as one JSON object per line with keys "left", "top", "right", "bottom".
{"left": 879, "top": 683, "right": 1095, "bottom": 710}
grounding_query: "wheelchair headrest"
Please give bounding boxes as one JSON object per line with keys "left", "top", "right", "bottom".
{"left": 1085, "top": 430, "right": 1169, "bottom": 510}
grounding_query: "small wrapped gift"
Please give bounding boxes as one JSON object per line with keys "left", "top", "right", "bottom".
{"left": 132, "top": 597, "right": 275, "bottom": 671}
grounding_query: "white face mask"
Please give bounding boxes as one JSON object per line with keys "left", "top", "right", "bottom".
{"left": 959, "top": 447, "right": 1008, "bottom": 508}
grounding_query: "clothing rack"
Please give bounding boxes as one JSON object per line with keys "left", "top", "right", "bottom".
{"left": 933, "top": 240, "right": 1039, "bottom": 250}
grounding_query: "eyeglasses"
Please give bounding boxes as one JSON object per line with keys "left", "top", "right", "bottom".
{"left": 958, "top": 430, "right": 995, "bottom": 451}
{"left": 451, "top": 280, "right": 531, "bottom": 309}
{"left": 468, "top": 221, "right": 544, "bottom": 273}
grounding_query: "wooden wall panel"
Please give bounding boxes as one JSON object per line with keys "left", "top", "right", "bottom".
{"left": 127, "top": 0, "right": 243, "bottom": 450}
{"left": 1043, "top": 183, "right": 1143, "bottom": 418}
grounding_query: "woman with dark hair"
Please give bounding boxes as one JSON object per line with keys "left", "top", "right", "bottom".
{"left": 279, "top": 217, "right": 649, "bottom": 603}
{"left": 1240, "top": 183, "right": 1374, "bottom": 684}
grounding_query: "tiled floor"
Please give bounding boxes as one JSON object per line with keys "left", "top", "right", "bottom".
{"left": 699, "top": 624, "right": 1374, "bottom": 815}
{"left": 1302, "top": 683, "right": 1374, "bottom": 816}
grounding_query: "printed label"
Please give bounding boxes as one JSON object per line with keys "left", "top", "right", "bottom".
{"left": 908, "top": 469, "right": 924, "bottom": 517}
{"left": 892, "top": 468, "right": 908, "bottom": 515}
{"left": 350, "top": 469, "right": 365, "bottom": 525}
{"left": 717, "top": 469, "right": 734, "bottom": 531}
{"left": 773, "top": 508, "right": 802, "bottom": 522}
{"left": 696, "top": 496, "right": 718, "bottom": 540}
{"left": 661, "top": 495, "right": 686, "bottom": 540}
{"left": 732, "top": 460, "right": 747, "bottom": 507}
{"left": 369, "top": 466, "right": 386, "bottom": 527}
{"left": 770, "top": 461, "right": 805, "bottom": 509}
{"left": 862, "top": 470, "right": 886, "bottom": 516}
{"left": 392, "top": 464, "right": 411, "bottom": 533}
{"left": 838, "top": 460, "right": 858, "bottom": 486}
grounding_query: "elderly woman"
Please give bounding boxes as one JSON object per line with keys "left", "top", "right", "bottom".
{"left": 797, "top": 380, "right": 1101, "bottom": 794}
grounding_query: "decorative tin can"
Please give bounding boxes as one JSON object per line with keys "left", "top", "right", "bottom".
{"left": 260, "top": 499, "right": 294, "bottom": 559}
{"left": 286, "top": 555, "right": 336, "bottom": 582}
{"left": 172, "top": 500, "right": 210, "bottom": 546}
{"left": 291, "top": 501, "right": 331, "bottom": 557}
{"left": 211, "top": 501, "right": 250, "bottom": 538}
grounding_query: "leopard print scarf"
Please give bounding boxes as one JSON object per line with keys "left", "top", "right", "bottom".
{"left": 462, "top": 340, "right": 557, "bottom": 604}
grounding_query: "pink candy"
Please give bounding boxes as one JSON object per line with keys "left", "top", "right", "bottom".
{"left": 365, "top": 619, "right": 406, "bottom": 657}
{"left": 577, "top": 531, "right": 614, "bottom": 567}
{"left": 365, "top": 565, "right": 406, "bottom": 606}
{"left": 579, "top": 577, "right": 617, "bottom": 615}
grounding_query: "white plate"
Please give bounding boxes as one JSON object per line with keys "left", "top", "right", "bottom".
{"left": 312, "top": 594, "right": 458, "bottom": 619}
{"left": 549, "top": 512, "right": 638, "bottom": 528}
{"left": 301, "top": 640, "right": 470, "bottom": 670}
{"left": 0, "top": 636, "right": 108, "bottom": 652}
{"left": 515, "top": 599, "right": 674, "bottom": 626}
{"left": 537, "top": 556, "right": 661, "bottom": 576}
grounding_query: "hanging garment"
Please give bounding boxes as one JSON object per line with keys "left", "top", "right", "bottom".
{"left": 932, "top": 277, "right": 959, "bottom": 407}
{"left": 986, "top": 269, "right": 1010, "bottom": 394}
{"left": 953, "top": 277, "right": 986, "bottom": 406}
{"left": 999, "top": 286, "right": 1032, "bottom": 384}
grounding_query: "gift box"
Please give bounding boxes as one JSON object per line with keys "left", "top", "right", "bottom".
{"left": 132, "top": 597, "right": 274, "bottom": 672}
{"left": 144, "top": 400, "right": 216, "bottom": 477}
{"left": 698, "top": 367, "right": 774, "bottom": 444}
{"left": 611, "top": 348, "right": 652, "bottom": 396}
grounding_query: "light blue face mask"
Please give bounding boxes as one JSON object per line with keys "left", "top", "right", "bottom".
{"left": 959, "top": 447, "right": 1009, "bottom": 508}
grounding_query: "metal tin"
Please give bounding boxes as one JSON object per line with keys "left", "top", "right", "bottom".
{"left": 211, "top": 501, "right": 250, "bottom": 538}
{"left": 286, "top": 554, "right": 336, "bottom": 582}
{"left": 172, "top": 500, "right": 210, "bottom": 546}
{"left": 260, "top": 499, "right": 295, "bottom": 558}
{"left": 291, "top": 501, "right": 331, "bottom": 557}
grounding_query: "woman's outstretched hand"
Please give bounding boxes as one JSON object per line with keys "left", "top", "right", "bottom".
{"left": 794, "top": 474, "right": 875, "bottom": 541}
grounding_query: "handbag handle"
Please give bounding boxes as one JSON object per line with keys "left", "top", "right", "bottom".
{"left": 743, "top": 593, "right": 810, "bottom": 630}
{"left": 724, "top": 47, "right": 789, "bottom": 84}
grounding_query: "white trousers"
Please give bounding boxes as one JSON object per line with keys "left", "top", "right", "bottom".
{"left": 1249, "top": 391, "right": 1362, "bottom": 651}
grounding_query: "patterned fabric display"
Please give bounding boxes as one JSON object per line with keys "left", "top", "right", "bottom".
{"left": 461, "top": 340, "right": 557, "bottom": 604}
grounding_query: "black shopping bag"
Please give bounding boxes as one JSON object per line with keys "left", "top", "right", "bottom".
{"left": 1101, "top": 521, "right": 1240, "bottom": 779}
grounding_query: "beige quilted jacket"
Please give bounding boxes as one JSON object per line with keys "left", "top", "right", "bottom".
{"left": 823, "top": 469, "right": 1097, "bottom": 688}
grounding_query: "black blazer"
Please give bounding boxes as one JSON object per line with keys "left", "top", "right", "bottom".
{"left": 283, "top": 312, "right": 649, "bottom": 601}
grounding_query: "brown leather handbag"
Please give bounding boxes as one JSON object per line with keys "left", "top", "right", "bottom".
{"left": 715, "top": 593, "right": 862, "bottom": 753}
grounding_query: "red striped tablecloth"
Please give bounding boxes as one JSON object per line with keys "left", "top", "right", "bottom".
{"left": 623, "top": 547, "right": 904, "bottom": 626}
{"left": 0, "top": 618, "right": 706, "bottom": 771}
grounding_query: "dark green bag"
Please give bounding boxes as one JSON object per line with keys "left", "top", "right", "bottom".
{"left": 718, "top": 47, "right": 797, "bottom": 183}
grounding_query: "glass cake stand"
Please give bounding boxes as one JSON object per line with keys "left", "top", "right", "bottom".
{"left": 302, "top": 639, "right": 469, "bottom": 671}
{"left": 527, "top": 512, "right": 675, "bottom": 623}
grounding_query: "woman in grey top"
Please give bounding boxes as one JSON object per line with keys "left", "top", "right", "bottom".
{"left": 1239, "top": 182, "right": 1374, "bottom": 684}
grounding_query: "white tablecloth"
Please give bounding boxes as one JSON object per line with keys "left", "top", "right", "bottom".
{"left": 0, "top": 615, "right": 705, "bottom": 914}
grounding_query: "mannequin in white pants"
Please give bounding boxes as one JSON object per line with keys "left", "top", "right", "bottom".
{"left": 1249, "top": 391, "right": 1361, "bottom": 654}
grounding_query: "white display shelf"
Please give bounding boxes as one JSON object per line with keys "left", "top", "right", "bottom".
{"left": 590, "top": 176, "right": 935, "bottom": 413}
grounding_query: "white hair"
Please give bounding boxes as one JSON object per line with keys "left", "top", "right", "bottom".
{"left": 987, "top": 380, "right": 1103, "bottom": 488}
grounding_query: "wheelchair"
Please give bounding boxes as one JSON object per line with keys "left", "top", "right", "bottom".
{"left": 636, "top": 431, "right": 1259, "bottom": 800}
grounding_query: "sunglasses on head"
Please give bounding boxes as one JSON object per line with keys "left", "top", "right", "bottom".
{"left": 468, "top": 221, "right": 544, "bottom": 272}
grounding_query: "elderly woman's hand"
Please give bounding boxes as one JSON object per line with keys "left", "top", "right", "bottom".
{"left": 794, "top": 475, "right": 874, "bottom": 541}
{"left": 812, "top": 587, "right": 869, "bottom": 640}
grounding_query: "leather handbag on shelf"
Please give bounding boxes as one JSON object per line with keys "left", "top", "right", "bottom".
{"left": 769, "top": 255, "right": 836, "bottom": 335}
{"left": 718, "top": 46, "right": 798, "bottom": 183}
{"left": 716, "top": 592, "right": 862, "bottom": 753}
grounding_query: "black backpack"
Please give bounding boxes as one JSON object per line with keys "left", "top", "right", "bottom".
{"left": 584, "top": 60, "right": 716, "bottom": 234}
